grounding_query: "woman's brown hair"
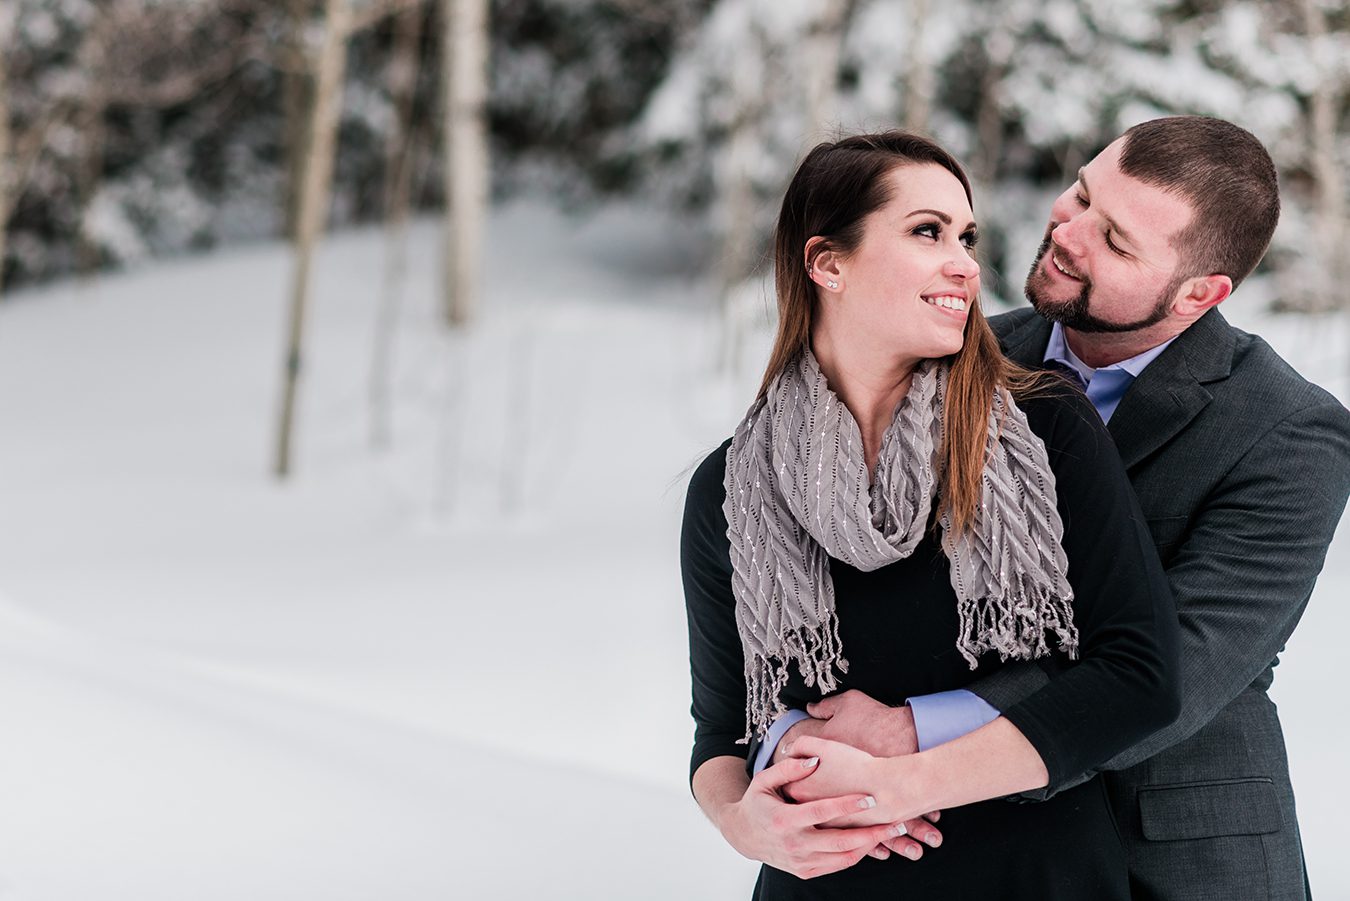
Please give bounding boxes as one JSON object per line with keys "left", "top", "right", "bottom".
{"left": 761, "top": 131, "right": 1051, "bottom": 534}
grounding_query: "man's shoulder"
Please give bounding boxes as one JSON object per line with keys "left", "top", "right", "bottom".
{"left": 1219, "top": 326, "right": 1347, "bottom": 425}
{"left": 987, "top": 306, "right": 1041, "bottom": 343}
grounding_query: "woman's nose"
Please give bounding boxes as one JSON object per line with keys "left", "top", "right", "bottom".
{"left": 944, "top": 252, "right": 980, "bottom": 280}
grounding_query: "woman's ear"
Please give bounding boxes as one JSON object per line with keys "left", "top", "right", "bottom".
{"left": 805, "top": 237, "right": 843, "bottom": 293}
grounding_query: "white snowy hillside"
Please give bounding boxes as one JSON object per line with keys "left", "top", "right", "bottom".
{"left": 0, "top": 199, "right": 1346, "bottom": 900}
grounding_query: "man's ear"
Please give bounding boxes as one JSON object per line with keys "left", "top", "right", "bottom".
{"left": 1174, "top": 273, "right": 1232, "bottom": 321}
{"left": 804, "top": 237, "right": 843, "bottom": 292}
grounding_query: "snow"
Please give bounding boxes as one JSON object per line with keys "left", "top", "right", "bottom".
{"left": 0, "top": 198, "right": 1346, "bottom": 898}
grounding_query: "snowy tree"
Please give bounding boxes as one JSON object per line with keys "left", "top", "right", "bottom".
{"left": 633, "top": 0, "right": 1349, "bottom": 313}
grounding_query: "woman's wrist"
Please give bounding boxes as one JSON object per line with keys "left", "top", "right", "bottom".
{"left": 876, "top": 750, "right": 940, "bottom": 822}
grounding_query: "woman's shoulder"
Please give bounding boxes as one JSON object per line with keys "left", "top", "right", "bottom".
{"left": 1012, "top": 377, "right": 1115, "bottom": 467}
{"left": 685, "top": 437, "right": 734, "bottom": 518}
{"left": 682, "top": 438, "right": 734, "bottom": 559}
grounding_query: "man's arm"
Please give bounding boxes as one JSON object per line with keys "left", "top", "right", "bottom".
{"left": 954, "top": 401, "right": 1350, "bottom": 795}
{"left": 1085, "top": 401, "right": 1350, "bottom": 769}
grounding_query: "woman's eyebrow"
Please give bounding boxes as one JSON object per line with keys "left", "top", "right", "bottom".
{"left": 905, "top": 208, "right": 952, "bottom": 224}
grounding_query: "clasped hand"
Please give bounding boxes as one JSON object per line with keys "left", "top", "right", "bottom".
{"left": 778, "top": 690, "right": 943, "bottom": 850}
{"left": 720, "top": 690, "right": 943, "bottom": 878}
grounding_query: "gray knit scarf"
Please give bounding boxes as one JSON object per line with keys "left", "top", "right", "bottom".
{"left": 724, "top": 349, "right": 1078, "bottom": 741}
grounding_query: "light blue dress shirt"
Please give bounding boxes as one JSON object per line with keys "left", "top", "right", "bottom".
{"left": 752, "top": 322, "right": 1178, "bottom": 772}
{"left": 1042, "top": 321, "right": 1176, "bottom": 424}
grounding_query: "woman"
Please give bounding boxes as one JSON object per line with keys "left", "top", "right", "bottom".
{"left": 681, "top": 131, "right": 1180, "bottom": 899}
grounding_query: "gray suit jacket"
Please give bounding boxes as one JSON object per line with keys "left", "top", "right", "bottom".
{"left": 976, "top": 307, "right": 1350, "bottom": 901}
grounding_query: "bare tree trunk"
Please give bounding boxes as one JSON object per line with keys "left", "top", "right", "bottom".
{"left": 274, "top": 0, "right": 352, "bottom": 478}
{"left": 973, "top": 9, "right": 1014, "bottom": 187}
{"left": 902, "top": 0, "right": 931, "bottom": 133}
{"left": 0, "top": 30, "right": 11, "bottom": 298}
{"left": 282, "top": 0, "right": 313, "bottom": 241}
{"left": 370, "top": 2, "right": 425, "bottom": 449}
{"left": 75, "top": 71, "right": 107, "bottom": 277}
{"left": 714, "top": 22, "right": 767, "bottom": 374}
{"left": 1301, "top": 0, "right": 1347, "bottom": 316}
{"left": 439, "top": 0, "right": 490, "bottom": 327}
{"left": 802, "top": 0, "right": 852, "bottom": 138}
{"left": 500, "top": 323, "right": 532, "bottom": 513}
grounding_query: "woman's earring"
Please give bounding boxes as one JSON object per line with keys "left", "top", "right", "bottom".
{"left": 826, "top": 279, "right": 839, "bottom": 289}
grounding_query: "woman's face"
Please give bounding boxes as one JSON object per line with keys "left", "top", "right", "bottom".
{"left": 822, "top": 163, "right": 981, "bottom": 364}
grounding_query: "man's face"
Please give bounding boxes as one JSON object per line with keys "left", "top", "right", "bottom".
{"left": 1024, "top": 139, "right": 1197, "bottom": 333}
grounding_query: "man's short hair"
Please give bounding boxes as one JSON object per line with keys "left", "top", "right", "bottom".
{"left": 1119, "top": 116, "right": 1280, "bottom": 289}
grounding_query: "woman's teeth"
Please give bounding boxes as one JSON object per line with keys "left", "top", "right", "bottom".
{"left": 924, "top": 295, "right": 967, "bottom": 311}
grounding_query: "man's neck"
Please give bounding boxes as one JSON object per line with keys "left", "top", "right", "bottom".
{"left": 1063, "top": 320, "right": 1188, "bottom": 369}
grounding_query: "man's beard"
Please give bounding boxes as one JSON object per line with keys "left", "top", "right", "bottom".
{"left": 1024, "top": 235, "right": 1176, "bottom": 334}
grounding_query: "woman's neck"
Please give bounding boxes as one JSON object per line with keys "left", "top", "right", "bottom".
{"left": 811, "top": 329, "right": 919, "bottom": 474}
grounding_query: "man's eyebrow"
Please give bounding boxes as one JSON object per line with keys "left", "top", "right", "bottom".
{"left": 1077, "top": 168, "right": 1138, "bottom": 248}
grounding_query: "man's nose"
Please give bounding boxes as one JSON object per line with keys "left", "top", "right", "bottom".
{"left": 1051, "top": 216, "right": 1085, "bottom": 257}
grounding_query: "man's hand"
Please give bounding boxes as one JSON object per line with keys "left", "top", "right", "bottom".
{"left": 808, "top": 690, "right": 920, "bottom": 758}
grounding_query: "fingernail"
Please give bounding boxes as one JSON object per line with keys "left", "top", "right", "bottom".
{"left": 802, "top": 756, "right": 819, "bottom": 768}
{"left": 858, "top": 795, "right": 876, "bottom": 810}
{"left": 924, "top": 832, "right": 941, "bottom": 848}
{"left": 889, "top": 824, "right": 908, "bottom": 838}
{"left": 873, "top": 847, "right": 890, "bottom": 860}
{"left": 904, "top": 845, "right": 921, "bottom": 860}
{"left": 782, "top": 742, "right": 793, "bottom": 755}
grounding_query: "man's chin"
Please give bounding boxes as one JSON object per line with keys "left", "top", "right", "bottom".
{"left": 1024, "top": 280, "right": 1070, "bottom": 320}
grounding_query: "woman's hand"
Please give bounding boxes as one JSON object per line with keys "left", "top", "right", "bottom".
{"left": 716, "top": 754, "right": 908, "bottom": 880}
{"left": 781, "top": 735, "right": 934, "bottom": 829}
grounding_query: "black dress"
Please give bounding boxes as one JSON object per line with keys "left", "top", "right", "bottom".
{"left": 682, "top": 385, "right": 1180, "bottom": 900}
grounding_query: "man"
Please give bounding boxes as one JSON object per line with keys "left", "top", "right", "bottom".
{"left": 764, "top": 116, "right": 1350, "bottom": 899}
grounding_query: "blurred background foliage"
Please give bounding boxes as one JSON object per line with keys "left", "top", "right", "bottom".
{"left": 0, "top": 0, "right": 1346, "bottom": 310}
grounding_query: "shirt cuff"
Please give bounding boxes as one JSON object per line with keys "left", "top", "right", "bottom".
{"left": 751, "top": 709, "right": 812, "bottom": 775}
{"left": 907, "top": 690, "right": 1000, "bottom": 752}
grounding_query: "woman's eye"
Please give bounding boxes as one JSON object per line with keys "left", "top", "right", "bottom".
{"left": 913, "top": 223, "right": 940, "bottom": 240}
{"left": 961, "top": 231, "right": 979, "bottom": 250}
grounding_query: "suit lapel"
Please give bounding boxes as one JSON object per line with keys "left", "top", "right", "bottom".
{"left": 998, "top": 313, "right": 1053, "bottom": 367}
{"left": 1107, "top": 308, "right": 1236, "bottom": 470}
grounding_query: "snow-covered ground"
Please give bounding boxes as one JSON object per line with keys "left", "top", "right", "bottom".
{"left": 0, "top": 200, "right": 1345, "bottom": 899}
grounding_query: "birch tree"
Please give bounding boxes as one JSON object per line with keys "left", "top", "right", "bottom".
{"left": 0, "top": 14, "right": 12, "bottom": 296}
{"left": 439, "top": 0, "right": 490, "bottom": 327}
{"left": 1300, "top": 0, "right": 1347, "bottom": 315}
{"left": 275, "top": 0, "right": 353, "bottom": 478}
{"left": 803, "top": 0, "right": 854, "bottom": 139}
{"left": 901, "top": 0, "right": 931, "bottom": 132}
{"left": 370, "top": 1, "right": 427, "bottom": 448}
{"left": 714, "top": 18, "right": 768, "bottom": 372}
{"left": 282, "top": 0, "right": 314, "bottom": 241}
{"left": 275, "top": 0, "right": 430, "bottom": 476}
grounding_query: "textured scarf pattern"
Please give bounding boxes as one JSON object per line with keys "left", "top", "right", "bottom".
{"left": 724, "top": 350, "right": 1078, "bottom": 741}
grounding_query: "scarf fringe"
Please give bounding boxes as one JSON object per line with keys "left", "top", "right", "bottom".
{"left": 741, "top": 611, "right": 849, "bottom": 742}
{"left": 954, "top": 574, "right": 1080, "bottom": 668}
